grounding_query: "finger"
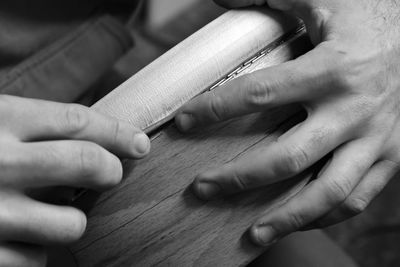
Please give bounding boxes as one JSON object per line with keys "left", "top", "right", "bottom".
{"left": 192, "top": 107, "right": 350, "bottom": 200}
{"left": 0, "top": 243, "right": 46, "bottom": 267}
{"left": 0, "top": 96, "right": 150, "bottom": 158}
{"left": 0, "top": 141, "right": 123, "bottom": 191}
{"left": 175, "top": 45, "right": 333, "bottom": 132}
{"left": 0, "top": 192, "right": 86, "bottom": 245}
{"left": 249, "top": 138, "right": 379, "bottom": 246}
{"left": 311, "top": 160, "right": 399, "bottom": 228}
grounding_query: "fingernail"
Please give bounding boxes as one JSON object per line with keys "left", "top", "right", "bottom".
{"left": 176, "top": 113, "right": 195, "bottom": 132}
{"left": 193, "top": 181, "right": 221, "bottom": 200}
{"left": 133, "top": 133, "right": 151, "bottom": 155}
{"left": 251, "top": 225, "right": 277, "bottom": 246}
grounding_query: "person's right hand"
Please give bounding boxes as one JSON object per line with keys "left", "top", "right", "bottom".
{"left": 0, "top": 95, "right": 150, "bottom": 267}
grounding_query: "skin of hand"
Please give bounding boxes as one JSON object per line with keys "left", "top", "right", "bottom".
{"left": 0, "top": 95, "right": 150, "bottom": 266}
{"left": 175, "top": 0, "right": 400, "bottom": 246}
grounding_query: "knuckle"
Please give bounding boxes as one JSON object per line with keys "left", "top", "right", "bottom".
{"left": 0, "top": 148, "right": 22, "bottom": 186}
{"left": 286, "top": 208, "right": 307, "bottom": 230}
{"left": 209, "top": 91, "right": 227, "bottom": 121}
{"left": 308, "top": 127, "right": 332, "bottom": 147}
{"left": 323, "top": 44, "right": 367, "bottom": 93}
{"left": 335, "top": 71, "right": 356, "bottom": 93}
{"left": 279, "top": 145, "right": 309, "bottom": 175}
{"left": 78, "top": 144, "right": 122, "bottom": 189}
{"left": 246, "top": 83, "right": 273, "bottom": 107}
{"left": 112, "top": 120, "right": 123, "bottom": 146}
{"left": 320, "top": 45, "right": 349, "bottom": 85}
{"left": 325, "top": 177, "right": 352, "bottom": 204}
{"left": 77, "top": 144, "right": 102, "bottom": 177}
{"left": 350, "top": 158, "right": 368, "bottom": 176}
{"left": 230, "top": 169, "right": 248, "bottom": 191}
{"left": 327, "top": 64, "right": 349, "bottom": 89}
{"left": 347, "top": 96, "right": 377, "bottom": 123}
{"left": 243, "top": 75, "right": 273, "bottom": 107}
{"left": 343, "top": 197, "right": 368, "bottom": 215}
{"left": 63, "top": 105, "right": 90, "bottom": 134}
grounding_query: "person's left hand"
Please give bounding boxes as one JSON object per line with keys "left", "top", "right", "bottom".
{"left": 175, "top": 0, "right": 400, "bottom": 246}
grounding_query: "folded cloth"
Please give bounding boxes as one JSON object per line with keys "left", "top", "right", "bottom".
{"left": 0, "top": 0, "right": 141, "bottom": 102}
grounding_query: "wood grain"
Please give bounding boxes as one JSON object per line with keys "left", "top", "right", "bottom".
{"left": 71, "top": 10, "right": 314, "bottom": 267}
{"left": 72, "top": 106, "right": 314, "bottom": 267}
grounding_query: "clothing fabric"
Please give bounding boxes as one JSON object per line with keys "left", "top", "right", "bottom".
{"left": 0, "top": 0, "right": 139, "bottom": 102}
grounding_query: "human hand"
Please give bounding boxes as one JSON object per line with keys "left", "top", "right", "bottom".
{"left": 175, "top": 0, "right": 400, "bottom": 246}
{"left": 0, "top": 95, "right": 150, "bottom": 266}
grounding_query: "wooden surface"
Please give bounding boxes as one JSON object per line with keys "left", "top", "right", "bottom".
{"left": 72, "top": 106, "right": 314, "bottom": 266}
{"left": 71, "top": 8, "right": 314, "bottom": 267}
